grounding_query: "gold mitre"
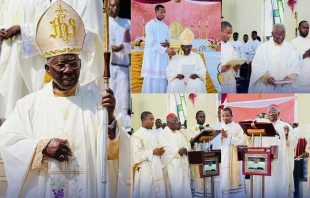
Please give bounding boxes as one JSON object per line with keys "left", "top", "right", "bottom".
{"left": 36, "top": 0, "right": 85, "bottom": 58}
{"left": 179, "top": 27, "right": 194, "bottom": 45}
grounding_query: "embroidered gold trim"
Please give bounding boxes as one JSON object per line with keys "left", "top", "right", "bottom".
{"left": 43, "top": 47, "right": 82, "bottom": 57}
{"left": 107, "top": 135, "right": 120, "bottom": 160}
{"left": 31, "top": 139, "right": 51, "bottom": 170}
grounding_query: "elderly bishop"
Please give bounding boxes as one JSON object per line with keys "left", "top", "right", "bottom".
{"left": 166, "top": 28, "right": 207, "bottom": 93}
{"left": 0, "top": 1, "right": 130, "bottom": 197}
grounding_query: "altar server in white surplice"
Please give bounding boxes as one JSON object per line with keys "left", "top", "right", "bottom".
{"left": 291, "top": 21, "right": 310, "bottom": 93}
{"left": 166, "top": 28, "right": 206, "bottom": 93}
{"left": 158, "top": 113, "right": 192, "bottom": 198}
{"left": 252, "top": 105, "right": 297, "bottom": 198}
{"left": 141, "top": 4, "right": 176, "bottom": 93}
{"left": 0, "top": 2, "right": 130, "bottom": 197}
{"left": 221, "top": 21, "right": 239, "bottom": 93}
{"left": 132, "top": 111, "right": 166, "bottom": 198}
{"left": 220, "top": 107, "right": 246, "bottom": 198}
{"left": 109, "top": 0, "right": 131, "bottom": 127}
{"left": 248, "top": 24, "right": 300, "bottom": 93}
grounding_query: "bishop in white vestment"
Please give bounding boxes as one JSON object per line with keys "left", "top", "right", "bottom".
{"left": 221, "top": 108, "right": 246, "bottom": 198}
{"left": 109, "top": 0, "right": 131, "bottom": 128}
{"left": 158, "top": 113, "right": 192, "bottom": 198}
{"left": 141, "top": 5, "right": 175, "bottom": 93}
{"left": 248, "top": 24, "right": 300, "bottom": 93}
{"left": 0, "top": 2, "right": 130, "bottom": 197}
{"left": 252, "top": 105, "right": 297, "bottom": 198}
{"left": 291, "top": 21, "right": 310, "bottom": 93}
{"left": 221, "top": 21, "right": 238, "bottom": 93}
{"left": 166, "top": 28, "right": 206, "bottom": 93}
{"left": 132, "top": 112, "right": 166, "bottom": 198}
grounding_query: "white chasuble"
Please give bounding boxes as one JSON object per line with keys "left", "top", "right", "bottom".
{"left": 221, "top": 41, "right": 237, "bottom": 93}
{"left": 248, "top": 40, "right": 300, "bottom": 93}
{"left": 166, "top": 52, "right": 207, "bottom": 93}
{"left": 132, "top": 127, "right": 166, "bottom": 198}
{"left": 0, "top": 82, "right": 128, "bottom": 198}
{"left": 158, "top": 127, "right": 192, "bottom": 198}
{"left": 252, "top": 120, "right": 297, "bottom": 198}
{"left": 221, "top": 122, "right": 246, "bottom": 197}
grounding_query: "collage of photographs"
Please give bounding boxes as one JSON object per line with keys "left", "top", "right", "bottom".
{"left": 0, "top": 0, "right": 309, "bottom": 198}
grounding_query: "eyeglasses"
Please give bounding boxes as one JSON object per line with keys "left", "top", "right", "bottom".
{"left": 48, "top": 60, "right": 81, "bottom": 72}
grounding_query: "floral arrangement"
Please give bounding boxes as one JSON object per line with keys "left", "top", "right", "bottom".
{"left": 207, "top": 38, "right": 220, "bottom": 51}
{"left": 287, "top": 0, "right": 297, "bottom": 12}
{"left": 188, "top": 93, "right": 197, "bottom": 106}
{"left": 132, "top": 37, "right": 145, "bottom": 48}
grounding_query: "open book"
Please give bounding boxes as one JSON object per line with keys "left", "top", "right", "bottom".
{"left": 190, "top": 127, "right": 220, "bottom": 144}
{"left": 222, "top": 58, "right": 247, "bottom": 67}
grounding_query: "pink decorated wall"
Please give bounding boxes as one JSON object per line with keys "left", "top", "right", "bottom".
{"left": 131, "top": 1, "right": 221, "bottom": 40}
{"left": 227, "top": 94, "right": 295, "bottom": 124}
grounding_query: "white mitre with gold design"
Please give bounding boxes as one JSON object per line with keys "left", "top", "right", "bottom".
{"left": 36, "top": 0, "right": 85, "bottom": 58}
{"left": 179, "top": 27, "right": 194, "bottom": 45}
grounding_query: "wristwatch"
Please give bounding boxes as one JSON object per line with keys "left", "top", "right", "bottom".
{"left": 108, "top": 117, "right": 117, "bottom": 129}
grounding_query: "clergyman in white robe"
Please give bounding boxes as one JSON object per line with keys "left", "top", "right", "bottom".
{"left": 221, "top": 41, "right": 238, "bottom": 93}
{"left": 248, "top": 40, "right": 300, "bottom": 93}
{"left": 166, "top": 52, "right": 206, "bottom": 93}
{"left": 158, "top": 126, "right": 192, "bottom": 198}
{"left": 252, "top": 119, "right": 297, "bottom": 198}
{"left": 109, "top": 15, "right": 131, "bottom": 128}
{"left": 0, "top": 0, "right": 105, "bottom": 118}
{"left": 141, "top": 18, "right": 170, "bottom": 93}
{"left": 132, "top": 127, "right": 166, "bottom": 198}
{"left": 0, "top": 82, "right": 130, "bottom": 198}
{"left": 221, "top": 122, "right": 246, "bottom": 198}
{"left": 291, "top": 35, "right": 310, "bottom": 93}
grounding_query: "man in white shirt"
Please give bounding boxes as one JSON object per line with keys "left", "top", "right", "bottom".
{"left": 109, "top": 0, "right": 131, "bottom": 128}
{"left": 141, "top": 4, "right": 176, "bottom": 93}
{"left": 245, "top": 31, "right": 261, "bottom": 63}
{"left": 153, "top": 118, "right": 164, "bottom": 136}
{"left": 291, "top": 20, "right": 310, "bottom": 93}
{"left": 230, "top": 32, "right": 243, "bottom": 58}
{"left": 241, "top": 34, "right": 250, "bottom": 59}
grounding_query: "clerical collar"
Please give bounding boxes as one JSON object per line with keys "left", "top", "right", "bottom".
{"left": 298, "top": 36, "right": 308, "bottom": 40}
{"left": 224, "top": 121, "right": 233, "bottom": 125}
{"left": 142, "top": 127, "right": 152, "bottom": 130}
{"left": 53, "top": 85, "right": 77, "bottom": 97}
{"left": 154, "top": 18, "right": 162, "bottom": 22}
{"left": 273, "top": 41, "right": 283, "bottom": 46}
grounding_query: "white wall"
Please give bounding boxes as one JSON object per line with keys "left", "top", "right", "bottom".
{"left": 297, "top": 94, "right": 310, "bottom": 138}
{"left": 222, "top": 0, "right": 264, "bottom": 42}
{"left": 187, "top": 94, "right": 218, "bottom": 129}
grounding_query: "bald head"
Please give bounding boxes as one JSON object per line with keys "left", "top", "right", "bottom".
{"left": 109, "top": 0, "right": 120, "bottom": 18}
{"left": 272, "top": 24, "right": 286, "bottom": 44}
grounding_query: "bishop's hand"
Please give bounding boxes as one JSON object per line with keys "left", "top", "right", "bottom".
{"left": 267, "top": 77, "right": 276, "bottom": 85}
{"left": 176, "top": 74, "right": 185, "bottom": 80}
{"left": 233, "top": 65, "right": 240, "bottom": 72}
{"left": 221, "top": 65, "right": 231, "bottom": 72}
{"left": 43, "top": 138, "right": 72, "bottom": 162}
{"left": 6, "top": 25, "right": 21, "bottom": 38}
{"left": 153, "top": 147, "right": 165, "bottom": 156}
{"left": 0, "top": 29, "right": 8, "bottom": 40}
{"left": 101, "top": 88, "right": 116, "bottom": 123}
{"left": 190, "top": 74, "right": 198, "bottom": 79}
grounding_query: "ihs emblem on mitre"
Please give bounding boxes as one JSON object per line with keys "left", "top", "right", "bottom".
{"left": 36, "top": 0, "right": 85, "bottom": 58}
{"left": 179, "top": 27, "right": 194, "bottom": 45}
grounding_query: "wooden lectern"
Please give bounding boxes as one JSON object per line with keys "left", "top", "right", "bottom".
{"left": 188, "top": 128, "right": 221, "bottom": 198}
{"left": 239, "top": 120, "right": 279, "bottom": 198}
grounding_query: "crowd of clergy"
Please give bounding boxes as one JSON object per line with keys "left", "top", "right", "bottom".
{"left": 140, "top": 4, "right": 207, "bottom": 94}
{"left": 221, "top": 20, "right": 310, "bottom": 94}
{"left": 132, "top": 105, "right": 310, "bottom": 198}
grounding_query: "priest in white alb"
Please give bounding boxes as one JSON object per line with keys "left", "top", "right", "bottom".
{"left": 221, "top": 107, "right": 246, "bottom": 197}
{"left": 291, "top": 21, "right": 310, "bottom": 93}
{"left": 248, "top": 24, "right": 300, "bottom": 93}
{"left": 158, "top": 113, "right": 192, "bottom": 198}
{"left": 0, "top": 1, "right": 130, "bottom": 197}
{"left": 109, "top": 0, "right": 131, "bottom": 128}
{"left": 221, "top": 21, "right": 239, "bottom": 93}
{"left": 132, "top": 111, "right": 166, "bottom": 198}
{"left": 252, "top": 104, "right": 297, "bottom": 198}
{"left": 166, "top": 28, "right": 206, "bottom": 93}
{"left": 141, "top": 4, "right": 176, "bottom": 93}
